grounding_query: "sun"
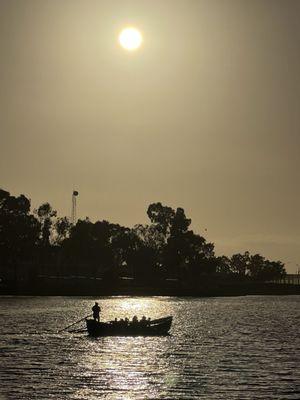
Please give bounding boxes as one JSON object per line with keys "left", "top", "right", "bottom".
{"left": 119, "top": 27, "right": 143, "bottom": 51}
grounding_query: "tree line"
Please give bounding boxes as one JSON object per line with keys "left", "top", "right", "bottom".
{"left": 0, "top": 188, "right": 286, "bottom": 283}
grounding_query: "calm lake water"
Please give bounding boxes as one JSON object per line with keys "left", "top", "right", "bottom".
{"left": 0, "top": 296, "right": 299, "bottom": 400}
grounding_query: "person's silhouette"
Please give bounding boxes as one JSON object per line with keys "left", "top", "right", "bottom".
{"left": 92, "top": 302, "right": 101, "bottom": 322}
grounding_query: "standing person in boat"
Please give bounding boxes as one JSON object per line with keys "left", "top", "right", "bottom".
{"left": 92, "top": 302, "right": 101, "bottom": 322}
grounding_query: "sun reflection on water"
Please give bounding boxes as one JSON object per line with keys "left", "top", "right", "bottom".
{"left": 117, "top": 298, "right": 157, "bottom": 315}
{"left": 2, "top": 297, "right": 298, "bottom": 399}
{"left": 71, "top": 298, "right": 175, "bottom": 400}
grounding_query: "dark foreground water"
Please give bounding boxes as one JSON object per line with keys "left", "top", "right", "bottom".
{"left": 0, "top": 296, "right": 299, "bottom": 400}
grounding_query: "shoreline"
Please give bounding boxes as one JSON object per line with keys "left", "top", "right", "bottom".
{"left": 1, "top": 280, "right": 300, "bottom": 297}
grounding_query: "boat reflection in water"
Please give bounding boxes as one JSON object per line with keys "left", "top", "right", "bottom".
{"left": 86, "top": 316, "right": 173, "bottom": 336}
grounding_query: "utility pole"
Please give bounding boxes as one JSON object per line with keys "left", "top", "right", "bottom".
{"left": 71, "top": 190, "right": 79, "bottom": 225}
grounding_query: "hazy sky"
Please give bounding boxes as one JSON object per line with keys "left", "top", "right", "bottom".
{"left": 1, "top": 0, "right": 299, "bottom": 273}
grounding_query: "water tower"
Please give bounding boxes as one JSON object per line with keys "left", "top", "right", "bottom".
{"left": 71, "top": 190, "right": 79, "bottom": 225}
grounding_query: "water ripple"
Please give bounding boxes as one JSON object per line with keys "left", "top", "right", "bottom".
{"left": 0, "top": 296, "right": 299, "bottom": 399}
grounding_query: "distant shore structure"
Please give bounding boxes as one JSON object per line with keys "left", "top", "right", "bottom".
{"left": 71, "top": 190, "right": 79, "bottom": 225}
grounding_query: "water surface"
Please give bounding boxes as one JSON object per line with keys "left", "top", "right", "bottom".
{"left": 0, "top": 296, "right": 299, "bottom": 399}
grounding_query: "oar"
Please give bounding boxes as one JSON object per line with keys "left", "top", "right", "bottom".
{"left": 58, "top": 314, "right": 92, "bottom": 333}
{"left": 68, "top": 328, "right": 87, "bottom": 333}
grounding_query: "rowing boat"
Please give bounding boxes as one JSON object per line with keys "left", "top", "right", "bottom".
{"left": 85, "top": 316, "right": 172, "bottom": 337}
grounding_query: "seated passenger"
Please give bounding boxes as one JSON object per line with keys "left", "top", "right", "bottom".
{"left": 120, "top": 318, "right": 125, "bottom": 327}
{"left": 132, "top": 315, "right": 138, "bottom": 325}
{"left": 147, "top": 317, "right": 151, "bottom": 326}
{"left": 141, "top": 316, "right": 147, "bottom": 327}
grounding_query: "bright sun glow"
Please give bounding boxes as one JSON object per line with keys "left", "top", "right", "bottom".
{"left": 119, "top": 27, "right": 143, "bottom": 51}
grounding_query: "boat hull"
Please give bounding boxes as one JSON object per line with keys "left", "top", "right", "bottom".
{"left": 86, "top": 316, "right": 172, "bottom": 337}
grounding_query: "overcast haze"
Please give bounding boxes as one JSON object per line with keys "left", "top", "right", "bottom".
{"left": 1, "top": 0, "right": 299, "bottom": 273}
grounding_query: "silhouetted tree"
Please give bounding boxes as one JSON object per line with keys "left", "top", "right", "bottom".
{"left": 131, "top": 224, "right": 165, "bottom": 277}
{"left": 247, "top": 253, "right": 265, "bottom": 279}
{"left": 0, "top": 189, "right": 40, "bottom": 277}
{"left": 35, "top": 203, "right": 57, "bottom": 246}
{"left": 230, "top": 252, "right": 250, "bottom": 276}
{"left": 146, "top": 203, "right": 215, "bottom": 278}
{"left": 54, "top": 217, "right": 72, "bottom": 245}
{"left": 0, "top": 187, "right": 288, "bottom": 289}
{"left": 264, "top": 260, "right": 286, "bottom": 281}
{"left": 147, "top": 202, "right": 175, "bottom": 238}
{"left": 111, "top": 226, "right": 139, "bottom": 270}
{"left": 215, "top": 256, "right": 232, "bottom": 275}
{"left": 248, "top": 254, "right": 286, "bottom": 281}
{"left": 223, "top": 251, "right": 287, "bottom": 281}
